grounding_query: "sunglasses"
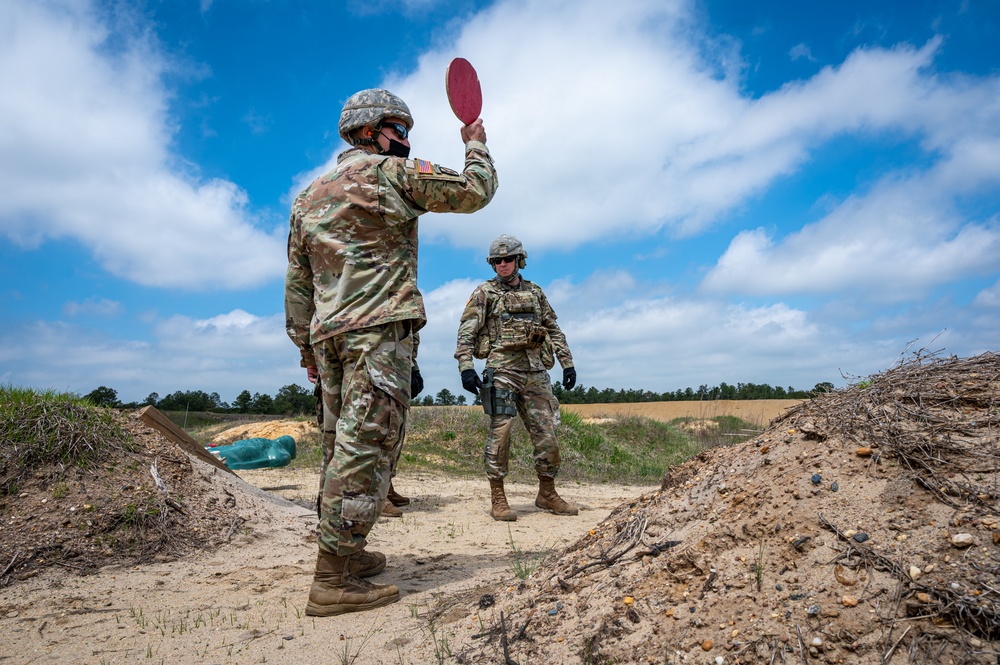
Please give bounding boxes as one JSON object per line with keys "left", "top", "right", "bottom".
{"left": 380, "top": 121, "right": 409, "bottom": 140}
{"left": 490, "top": 255, "right": 518, "bottom": 266}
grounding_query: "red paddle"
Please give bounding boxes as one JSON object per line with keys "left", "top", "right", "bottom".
{"left": 446, "top": 57, "right": 482, "bottom": 125}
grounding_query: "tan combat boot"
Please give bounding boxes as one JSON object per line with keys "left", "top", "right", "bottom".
{"left": 386, "top": 482, "right": 410, "bottom": 506}
{"left": 489, "top": 478, "right": 517, "bottom": 521}
{"left": 305, "top": 551, "right": 399, "bottom": 616}
{"left": 381, "top": 502, "right": 403, "bottom": 517}
{"left": 535, "top": 476, "right": 579, "bottom": 516}
{"left": 348, "top": 549, "right": 386, "bottom": 578}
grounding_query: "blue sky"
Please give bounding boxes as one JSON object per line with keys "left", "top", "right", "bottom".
{"left": 1, "top": 0, "right": 998, "bottom": 405}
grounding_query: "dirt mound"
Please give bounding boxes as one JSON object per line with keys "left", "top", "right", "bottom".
{"left": 210, "top": 418, "right": 318, "bottom": 445}
{"left": 453, "top": 352, "right": 1000, "bottom": 664}
{"left": 0, "top": 410, "right": 262, "bottom": 584}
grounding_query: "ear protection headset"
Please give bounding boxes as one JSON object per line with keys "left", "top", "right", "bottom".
{"left": 353, "top": 125, "right": 379, "bottom": 146}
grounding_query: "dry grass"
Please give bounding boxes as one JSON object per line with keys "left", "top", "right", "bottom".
{"left": 560, "top": 399, "right": 802, "bottom": 424}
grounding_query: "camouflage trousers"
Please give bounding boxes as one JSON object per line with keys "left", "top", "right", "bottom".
{"left": 313, "top": 320, "right": 413, "bottom": 556}
{"left": 484, "top": 368, "right": 562, "bottom": 480}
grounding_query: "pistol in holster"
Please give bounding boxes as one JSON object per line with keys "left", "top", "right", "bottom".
{"left": 479, "top": 368, "right": 517, "bottom": 417}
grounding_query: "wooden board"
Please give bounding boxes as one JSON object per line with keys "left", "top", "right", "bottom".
{"left": 139, "top": 405, "right": 236, "bottom": 475}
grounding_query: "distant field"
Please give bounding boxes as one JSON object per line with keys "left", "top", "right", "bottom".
{"left": 443, "top": 399, "right": 803, "bottom": 426}
{"left": 559, "top": 399, "right": 803, "bottom": 425}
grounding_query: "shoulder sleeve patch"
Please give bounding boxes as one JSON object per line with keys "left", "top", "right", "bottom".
{"left": 404, "top": 157, "right": 466, "bottom": 182}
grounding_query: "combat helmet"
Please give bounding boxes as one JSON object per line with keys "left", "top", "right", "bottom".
{"left": 338, "top": 89, "right": 414, "bottom": 145}
{"left": 487, "top": 234, "right": 527, "bottom": 269}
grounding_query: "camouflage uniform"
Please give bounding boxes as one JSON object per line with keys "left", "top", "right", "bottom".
{"left": 455, "top": 277, "right": 574, "bottom": 480}
{"left": 286, "top": 144, "right": 497, "bottom": 556}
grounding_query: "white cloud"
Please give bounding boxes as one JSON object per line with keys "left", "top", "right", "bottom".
{"left": 789, "top": 43, "right": 815, "bottom": 62}
{"left": 701, "top": 178, "right": 1000, "bottom": 299}
{"left": 321, "top": 0, "right": 1000, "bottom": 314}
{"left": 0, "top": 0, "right": 284, "bottom": 290}
{"left": 63, "top": 297, "right": 124, "bottom": 318}
{"left": 974, "top": 279, "right": 1000, "bottom": 308}
{"left": 411, "top": 274, "right": 900, "bottom": 396}
{"left": 0, "top": 310, "right": 301, "bottom": 403}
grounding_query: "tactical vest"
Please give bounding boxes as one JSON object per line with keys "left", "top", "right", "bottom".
{"left": 472, "top": 281, "right": 555, "bottom": 369}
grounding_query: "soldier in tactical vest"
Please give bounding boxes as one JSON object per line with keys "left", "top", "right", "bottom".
{"left": 455, "top": 235, "right": 579, "bottom": 521}
{"left": 285, "top": 88, "right": 498, "bottom": 616}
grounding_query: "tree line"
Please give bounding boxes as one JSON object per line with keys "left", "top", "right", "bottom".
{"left": 82, "top": 380, "right": 831, "bottom": 416}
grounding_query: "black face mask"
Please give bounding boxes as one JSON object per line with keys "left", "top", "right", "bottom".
{"left": 385, "top": 139, "right": 410, "bottom": 158}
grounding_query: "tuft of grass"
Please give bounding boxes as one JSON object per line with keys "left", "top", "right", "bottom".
{"left": 508, "top": 525, "right": 550, "bottom": 580}
{"left": 0, "top": 384, "right": 137, "bottom": 495}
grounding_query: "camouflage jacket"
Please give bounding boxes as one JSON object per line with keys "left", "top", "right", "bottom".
{"left": 285, "top": 142, "right": 497, "bottom": 367}
{"left": 455, "top": 277, "right": 573, "bottom": 373}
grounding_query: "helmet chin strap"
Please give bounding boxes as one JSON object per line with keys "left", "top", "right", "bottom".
{"left": 497, "top": 266, "right": 520, "bottom": 284}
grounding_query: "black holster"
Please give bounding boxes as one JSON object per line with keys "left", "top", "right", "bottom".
{"left": 480, "top": 368, "right": 517, "bottom": 417}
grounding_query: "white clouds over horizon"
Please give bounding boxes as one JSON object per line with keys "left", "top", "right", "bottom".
{"left": 1, "top": 0, "right": 997, "bottom": 403}
{"left": 0, "top": 0, "right": 285, "bottom": 290}
{"left": 383, "top": 1, "right": 1000, "bottom": 304}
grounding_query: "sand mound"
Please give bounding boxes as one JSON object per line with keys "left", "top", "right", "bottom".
{"left": 451, "top": 351, "right": 1000, "bottom": 664}
{"left": 0, "top": 410, "right": 284, "bottom": 582}
{"left": 210, "top": 419, "right": 318, "bottom": 445}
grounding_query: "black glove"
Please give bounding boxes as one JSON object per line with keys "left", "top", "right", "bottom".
{"left": 562, "top": 367, "right": 577, "bottom": 390}
{"left": 461, "top": 369, "right": 483, "bottom": 395}
{"left": 410, "top": 369, "right": 424, "bottom": 398}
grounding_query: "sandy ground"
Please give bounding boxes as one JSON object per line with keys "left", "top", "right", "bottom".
{"left": 6, "top": 369, "right": 994, "bottom": 665}
{"left": 0, "top": 462, "right": 657, "bottom": 664}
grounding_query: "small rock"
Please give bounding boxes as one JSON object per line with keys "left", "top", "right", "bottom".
{"left": 844, "top": 529, "right": 857, "bottom": 539}
{"left": 715, "top": 658, "right": 725, "bottom": 665}
{"left": 701, "top": 639, "right": 714, "bottom": 651}
{"left": 852, "top": 532, "right": 869, "bottom": 543}
{"left": 831, "top": 481, "right": 839, "bottom": 492}
{"left": 811, "top": 474, "right": 822, "bottom": 485}
{"left": 856, "top": 447, "right": 872, "bottom": 456}
{"left": 951, "top": 534, "right": 975, "bottom": 548}
{"left": 807, "top": 605, "right": 821, "bottom": 616}
{"left": 812, "top": 637, "right": 824, "bottom": 647}
{"left": 915, "top": 593, "right": 931, "bottom": 603}
{"left": 821, "top": 609, "right": 840, "bottom": 618}
{"left": 842, "top": 595, "right": 858, "bottom": 607}
{"left": 909, "top": 566, "right": 922, "bottom": 580}
{"left": 969, "top": 638, "right": 984, "bottom": 648}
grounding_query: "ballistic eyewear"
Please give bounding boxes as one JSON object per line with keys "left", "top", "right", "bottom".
{"left": 380, "top": 121, "right": 409, "bottom": 140}
{"left": 490, "top": 255, "right": 518, "bottom": 266}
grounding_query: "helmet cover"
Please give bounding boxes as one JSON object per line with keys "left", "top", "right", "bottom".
{"left": 338, "top": 89, "right": 413, "bottom": 143}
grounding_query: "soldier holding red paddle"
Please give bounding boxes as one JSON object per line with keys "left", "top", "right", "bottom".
{"left": 285, "top": 60, "right": 496, "bottom": 616}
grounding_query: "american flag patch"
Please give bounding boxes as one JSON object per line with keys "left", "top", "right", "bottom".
{"left": 415, "top": 159, "right": 433, "bottom": 174}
